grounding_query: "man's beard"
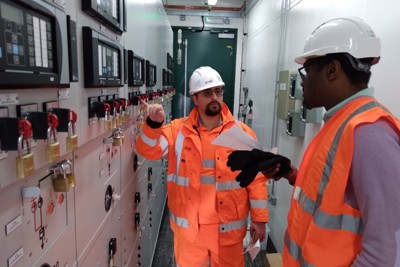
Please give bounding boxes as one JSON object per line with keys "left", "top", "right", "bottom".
{"left": 205, "top": 101, "right": 221, "bottom": 116}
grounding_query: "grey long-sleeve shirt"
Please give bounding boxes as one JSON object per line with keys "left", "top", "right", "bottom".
{"left": 347, "top": 120, "right": 400, "bottom": 267}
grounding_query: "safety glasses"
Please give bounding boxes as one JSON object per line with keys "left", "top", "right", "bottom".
{"left": 298, "top": 57, "right": 330, "bottom": 81}
{"left": 199, "top": 88, "right": 224, "bottom": 98}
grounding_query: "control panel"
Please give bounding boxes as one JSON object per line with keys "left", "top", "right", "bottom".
{"left": 145, "top": 60, "right": 156, "bottom": 87}
{"left": 128, "top": 50, "right": 145, "bottom": 87}
{"left": 82, "top": 26, "right": 123, "bottom": 88}
{"left": 0, "top": 0, "right": 69, "bottom": 88}
{"left": 82, "top": 0, "right": 126, "bottom": 34}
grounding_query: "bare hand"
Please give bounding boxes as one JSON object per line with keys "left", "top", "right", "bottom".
{"left": 141, "top": 99, "right": 165, "bottom": 123}
{"left": 250, "top": 221, "right": 266, "bottom": 242}
{"left": 262, "top": 163, "right": 281, "bottom": 178}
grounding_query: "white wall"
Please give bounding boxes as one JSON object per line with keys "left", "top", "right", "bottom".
{"left": 244, "top": 0, "right": 400, "bottom": 251}
{"left": 168, "top": 15, "right": 244, "bottom": 118}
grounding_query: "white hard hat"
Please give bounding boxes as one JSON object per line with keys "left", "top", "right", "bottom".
{"left": 295, "top": 17, "right": 381, "bottom": 64}
{"left": 189, "top": 66, "right": 225, "bottom": 95}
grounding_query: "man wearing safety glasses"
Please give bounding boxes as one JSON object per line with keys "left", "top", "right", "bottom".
{"left": 136, "top": 66, "right": 268, "bottom": 266}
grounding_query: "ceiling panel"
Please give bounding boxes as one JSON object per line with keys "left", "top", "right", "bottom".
{"left": 163, "top": 0, "right": 250, "bottom": 18}
{"left": 164, "top": 0, "right": 246, "bottom": 8}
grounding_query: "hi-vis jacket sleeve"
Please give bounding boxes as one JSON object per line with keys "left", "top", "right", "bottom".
{"left": 238, "top": 122, "right": 269, "bottom": 223}
{"left": 136, "top": 119, "right": 172, "bottom": 160}
{"left": 247, "top": 173, "right": 269, "bottom": 222}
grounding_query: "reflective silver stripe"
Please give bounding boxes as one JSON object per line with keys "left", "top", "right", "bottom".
{"left": 216, "top": 180, "right": 241, "bottom": 191}
{"left": 298, "top": 189, "right": 315, "bottom": 215}
{"left": 296, "top": 180, "right": 364, "bottom": 233}
{"left": 201, "top": 175, "right": 215, "bottom": 185}
{"left": 139, "top": 130, "right": 158, "bottom": 147}
{"left": 170, "top": 211, "right": 189, "bottom": 228}
{"left": 202, "top": 159, "right": 215, "bottom": 168}
{"left": 314, "top": 209, "right": 364, "bottom": 234}
{"left": 250, "top": 199, "right": 268, "bottom": 209}
{"left": 200, "top": 259, "right": 210, "bottom": 267}
{"left": 317, "top": 101, "right": 378, "bottom": 199}
{"left": 175, "top": 131, "right": 185, "bottom": 176}
{"left": 220, "top": 218, "right": 247, "bottom": 233}
{"left": 284, "top": 231, "right": 316, "bottom": 267}
{"left": 167, "top": 174, "right": 189, "bottom": 187}
{"left": 160, "top": 135, "right": 169, "bottom": 157}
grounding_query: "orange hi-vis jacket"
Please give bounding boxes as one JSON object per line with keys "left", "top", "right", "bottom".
{"left": 283, "top": 96, "right": 400, "bottom": 266}
{"left": 136, "top": 103, "right": 268, "bottom": 245}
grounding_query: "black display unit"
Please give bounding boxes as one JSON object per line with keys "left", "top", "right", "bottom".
{"left": 127, "top": 50, "right": 144, "bottom": 87}
{"left": 82, "top": 26, "right": 123, "bottom": 88}
{"left": 123, "top": 49, "right": 128, "bottom": 84}
{"left": 0, "top": 0, "right": 69, "bottom": 89}
{"left": 162, "top": 69, "right": 168, "bottom": 86}
{"left": 167, "top": 52, "right": 173, "bottom": 70}
{"left": 145, "top": 60, "right": 156, "bottom": 87}
{"left": 82, "top": 0, "right": 126, "bottom": 34}
{"left": 67, "top": 15, "right": 78, "bottom": 82}
{"left": 168, "top": 72, "right": 174, "bottom": 86}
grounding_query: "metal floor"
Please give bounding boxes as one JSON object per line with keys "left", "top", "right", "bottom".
{"left": 152, "top": 206, "right": 277, "bottom": 267}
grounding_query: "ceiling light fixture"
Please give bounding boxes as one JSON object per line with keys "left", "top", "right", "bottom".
{"left": 207, "top": 0, "right": 218, "bottom": 6}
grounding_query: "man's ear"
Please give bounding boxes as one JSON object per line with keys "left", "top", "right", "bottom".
{"left": 192, "top": 94, "right": 198, "bottom": 106}
{"left": 326, "top": 60, "right": 341, "bottom": 81}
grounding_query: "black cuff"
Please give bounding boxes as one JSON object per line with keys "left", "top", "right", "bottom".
{"left": 146, "top": 116, "right": 164, "bottom": 129}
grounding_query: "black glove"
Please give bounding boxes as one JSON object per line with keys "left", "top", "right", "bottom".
{"left": 227, "top": 149, "right": 292, "bottom": 187}
{"left": 227, "top": 149, "right": 280, "bottom": 171}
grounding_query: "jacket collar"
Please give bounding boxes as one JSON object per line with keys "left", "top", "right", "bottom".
{"left": 182, "top": 102, "right": 235, "bottom": 134}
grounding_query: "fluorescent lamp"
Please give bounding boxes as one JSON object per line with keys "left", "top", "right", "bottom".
{"left": 208, "top": 0, "right": 218, "bottom": 6}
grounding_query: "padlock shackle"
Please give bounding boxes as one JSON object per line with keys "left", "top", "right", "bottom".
{"left": 68, "top": 110, "right": 77, "bottom": 136}
{"left": 18, "top": 134, "right": 31, "bottom": 156}
{"left": 67, "top": 121, "right": 74, "bottom": 136}
{"left": 47, "top": 126, "right": 58, "bottom": 144}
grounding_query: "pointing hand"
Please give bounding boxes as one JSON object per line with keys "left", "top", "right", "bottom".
{"left": 141, "top": 98, "right": 165, "bottom": 123}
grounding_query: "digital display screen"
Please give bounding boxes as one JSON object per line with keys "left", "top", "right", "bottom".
{"left": 1, "top": 2, "right": 23, "bottom": 24}
{"left": 149, "top": 66, "right": 154, "bottom": 81}
{"left": 133, "top": 58, "right": 142, "bottom": 80}
{"left": 98, "top": 43, "right": 120, "bottom": 78}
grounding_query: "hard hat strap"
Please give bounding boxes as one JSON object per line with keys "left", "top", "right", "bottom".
{"left": 342, "top": 53, "right": 371, "bottom": 73}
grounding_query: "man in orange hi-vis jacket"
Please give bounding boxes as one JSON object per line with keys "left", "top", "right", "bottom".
{"left": 136, "top": 66, "right": 269, "bottom": 267}
{"left": 239, "top": 17, "right": 400, "bottom": 267}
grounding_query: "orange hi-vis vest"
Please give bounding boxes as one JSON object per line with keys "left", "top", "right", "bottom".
{"left": 136, "top": 103, "right": 268, "bottom": 245}
{"left": 283, "top": 96, "right": 400, "bottom": 266}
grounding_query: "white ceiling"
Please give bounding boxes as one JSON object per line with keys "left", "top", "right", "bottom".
{"left": 163, "top": 0, "right": 252, "bottom": 18}
{"left": 164, "top": 0, "right": 246, "bottom": 8}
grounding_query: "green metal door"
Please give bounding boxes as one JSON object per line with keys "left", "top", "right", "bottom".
{"left": 172, "top": 27, "right": 237, "bottom": 118}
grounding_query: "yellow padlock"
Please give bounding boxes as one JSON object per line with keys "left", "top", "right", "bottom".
{"left": 67, "top": 135, "right": 78, "bottom": 152}
{"left": 46, "top": 142, "right": 60, "bottom": 163}
{"left": 67, "top": 173, "right": 76, "bottom": 188}
{"left": 16, "top": 153, "right": 34, "bottom": 179}
{"left": 67, "top": 111, "right": 78, "bottom": 152}
{"left": 112, "top": 116, "right": 117, "bottom": 128}
{"left": 52, "top": 173, "right": 70, "bottom": 192}
{"left": 63, "top": 159, "right": 75, "bottom": 188}
{"left": 16, "top": 134, "right": 35, "bottom": 179}
{"left": 112, "top": 128, "right": 125, "bottom": 146}
{"left": 104, "top": 119, "right": 112, "bottom": 131}
{"left": 50, "top": 161, "right": 73, "bottom": 192}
